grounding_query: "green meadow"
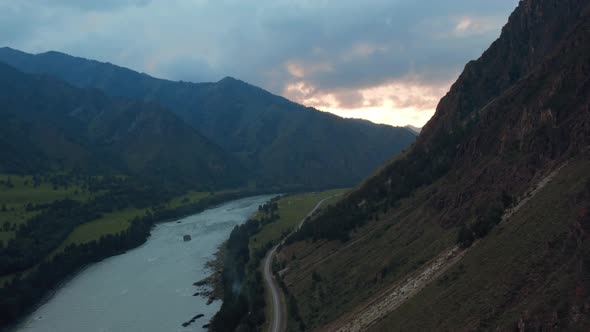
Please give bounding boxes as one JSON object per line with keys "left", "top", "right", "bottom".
{"left": 250, "top": 188, "right": 348, "bottom": 253}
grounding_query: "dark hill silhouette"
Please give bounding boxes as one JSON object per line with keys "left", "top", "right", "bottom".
{"left": 0, "top": 48, "right": 416, "bottom": 189}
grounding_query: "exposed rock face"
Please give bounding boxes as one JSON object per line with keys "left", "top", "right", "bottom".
{"left": 354, "top": 0, "right": 590, "bottom": 226}
{"left": 420, "top": 0, "right": 590, "bottom": 147}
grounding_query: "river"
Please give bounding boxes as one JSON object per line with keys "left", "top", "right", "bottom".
{"left": 16, "top": 195, "right": 275, "bottom": 332}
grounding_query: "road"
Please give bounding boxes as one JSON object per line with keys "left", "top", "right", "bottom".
{"left": 263, "top": 194, "right": 341, "bottom": 332}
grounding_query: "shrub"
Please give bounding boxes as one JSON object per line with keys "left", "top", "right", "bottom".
{"left": 311, "top": 271, "right": 322, "bottom": 282}
{"left": 457, "top": 224, "right": 475, "bottom": 248}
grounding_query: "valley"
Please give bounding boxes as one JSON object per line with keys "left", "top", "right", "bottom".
{"left": 16, "top": 195, "right": 274, "bottom": 332}
{"left": 1, "top": 0, "right": 589, "bottom": 330}
{"left": 0, "top": 47, "right": 413, "bottom": 330}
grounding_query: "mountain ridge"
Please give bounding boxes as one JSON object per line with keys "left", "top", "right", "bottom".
{"left": 0, "top": 61, "right": 245, "bottom": 190}
{"left": 274, "top": 0, "right": 590, "bottom": 330}
{"left": 0, "top": 47, "right": 416, "bottom": 189}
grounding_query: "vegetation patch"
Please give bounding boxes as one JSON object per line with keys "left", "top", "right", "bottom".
{"left": 371, "top": 159, "right": 590, "bottom": 331}
{"left": 0, "top": 175, "right": 273, "bottom": 328}
{"left": 210, "top": 199, "right": 280, "bottom": 332}
{"left": 251, "top": 189, "right": 347, "bottom": 253}
{"left": 55, "top": 208, "right": 145, "bottom": 250}
{"left": 211, "top": 189, "right": 346, "bottom": 331}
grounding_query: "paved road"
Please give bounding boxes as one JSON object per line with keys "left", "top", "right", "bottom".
{"left": 263, "top": 194, "right": 341, "bottom": 332}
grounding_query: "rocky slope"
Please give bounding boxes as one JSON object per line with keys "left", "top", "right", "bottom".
{"left": 275, "top": 0, "right": 590, "bottom": 330}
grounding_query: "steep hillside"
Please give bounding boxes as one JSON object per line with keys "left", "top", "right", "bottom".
{"left": 0, "top": 49, "right": 416, "bottom": 189}
{"left": 275, "top": 0, "right": 590, "bottom": 330}
{"left": 0, "top": 62, "right": 244, "bottom": 190}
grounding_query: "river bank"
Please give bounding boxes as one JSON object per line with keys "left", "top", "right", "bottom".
{"left": 0, "top": 187, "right": 280, "bottom": 331}
{"left": 10, "top": 195, "right": 275, "bottom": 332}
{"left": 193, "top": 244, "right": 226, "bottom": 304}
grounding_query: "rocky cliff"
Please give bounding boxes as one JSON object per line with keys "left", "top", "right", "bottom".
{"left": 277, "top": 0, "right": 590, "bottom": 330}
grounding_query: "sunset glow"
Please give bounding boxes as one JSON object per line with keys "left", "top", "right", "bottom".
{"left": 284, "top": 77, "right": 454, "bottom": 127}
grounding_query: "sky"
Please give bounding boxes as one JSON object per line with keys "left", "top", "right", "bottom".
{"left": 0, "top": 0, "right": 519, "bottom": 127}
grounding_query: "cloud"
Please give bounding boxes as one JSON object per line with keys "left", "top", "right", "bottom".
{"left": 284, "top": 75, "right": 453, "bottom": 127}
{"left": 31, "top": 0, "right": 152, "bottom": 12}
{"left": 0, "top": 0, "right": 519, "bottom": 126}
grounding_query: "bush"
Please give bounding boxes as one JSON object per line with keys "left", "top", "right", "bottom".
{"left": 457, "top": 205, "right": 504, "bottom": 248}
{"left": 472, "top": 206, "right": 503, "bottom": 238}
{"left": 457, "top": 224, "right": 475, "bottom": 248}
{"left": 311, "top": 271, "right": 322, "bottom": 282}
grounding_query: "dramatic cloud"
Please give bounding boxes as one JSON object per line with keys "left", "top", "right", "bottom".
{"left": 0, "top": 0, "right": 518, "bottom": 127}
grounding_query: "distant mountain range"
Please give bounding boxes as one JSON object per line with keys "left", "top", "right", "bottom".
{"left": 0, "top": 48, "right": 416, "bottom": 189}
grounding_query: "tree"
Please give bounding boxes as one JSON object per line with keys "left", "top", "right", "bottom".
{"left": 312, "top": 270, "right": 322, "bottom": 282}
{"left": 1, "top": 204, "right": 6, "bottom": 212}
{"left": 472, "top": 206, "right": 503, "bottom": 238}
{"left": 501, "top": 191, "right": 514, "bottom": 208}
{"left": 457, "top": 224, "right": 475, "bottom": 248}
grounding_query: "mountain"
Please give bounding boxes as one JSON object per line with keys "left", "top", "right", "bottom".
{"left": 276, "top": 0, "right": 590, "bottom": 330}
{"left": 0, "top": 48, "right": 416, "bottom": 189}
{"left": 0, "top": 62, "right": 244, "bottom": 190}
{"left": 404, "top": 125, "right": 421, "bottom": 134}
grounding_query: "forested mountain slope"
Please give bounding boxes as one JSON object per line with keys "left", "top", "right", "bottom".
{"left": 0, "top": 48, "right": 416, "bottom": 189}
{"left": 0, "top": 62, "right": 244, "bottom": 190}
{"left": 276, "top": 0, "right": 590, "bottom": 330}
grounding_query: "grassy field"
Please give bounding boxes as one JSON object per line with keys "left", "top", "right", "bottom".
{"left": 250, "top": 188, "right": 348, "bottom": 253}
{"left": 166, "top": 189, "right": 241, "bottom": 209}
{"left": 59, "top": 190, "right": 239, "bottom": 248}
{"left": 56, "top": 208, "right": 147, "bottom": 250}
{"left": 277, "top": 183, "right": 453, "bottom": 330}
{"left": 0, "top": 208, "right": 144, "bottom": 287}
{"left": 0, "top": 172, "right": 240, "bottom": 246}
{"left": 0, "top": 174, "right": 245, "bottom": 287}
{"left": 250, "top": 188, "right": 348, "bottom": 332}
{"left": 167, "top": 191, "right": 211, "bottom": 209}
{"left": 0, "top": 174, "right": 97, "bottom": 243}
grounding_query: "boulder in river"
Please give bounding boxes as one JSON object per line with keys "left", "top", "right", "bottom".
{"left": 183, "top": 234, "right": 192, "bottom": 241}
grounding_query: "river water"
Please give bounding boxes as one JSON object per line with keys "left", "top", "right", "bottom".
{"left": 17, "top": 195, "right": 274, "bottom": 332}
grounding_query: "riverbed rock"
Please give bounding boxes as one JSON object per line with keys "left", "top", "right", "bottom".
{"left": 193, "top": 278, "right": 208, "bottom": 286}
